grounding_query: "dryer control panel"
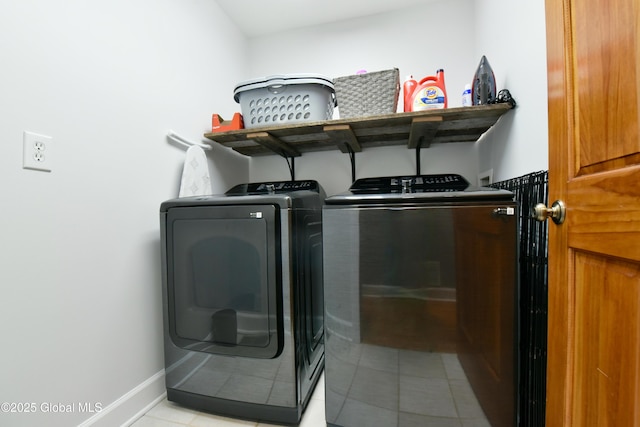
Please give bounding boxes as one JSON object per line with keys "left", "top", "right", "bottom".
{"left": 226, "top": 180, "right": 321, "bottom": 195}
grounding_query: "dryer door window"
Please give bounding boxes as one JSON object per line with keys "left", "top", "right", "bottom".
{"left": 165, "top": 204, "right": 282, "bottom": 359}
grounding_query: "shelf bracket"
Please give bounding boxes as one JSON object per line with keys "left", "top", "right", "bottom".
{"left": 407, "top": 116, "right": 443, "bottom": 149}
{"left": 324, "top": 124, "right": 359, "bottom": 182}
{"left": 246, "top": 131, "right": 301, "bottom": 158}
{"left": 285, "top": 156, "right": 295, "bottom": 181}
{"left": 346, "top": 144, "right": 356, "bottom": 183}
{"left": 323, "top": 124, "right": 362, "bottom": 153}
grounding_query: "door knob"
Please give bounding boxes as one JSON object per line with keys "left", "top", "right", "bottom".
{"left": 533, "top": 200, "right": 566, "bottom": 224}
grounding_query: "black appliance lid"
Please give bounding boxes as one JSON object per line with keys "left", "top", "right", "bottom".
{"left": 326, "top": 174, "right": 514, "bottom": 204}
{"left": 160, "top": 180, "right": 324, "bottom": 211}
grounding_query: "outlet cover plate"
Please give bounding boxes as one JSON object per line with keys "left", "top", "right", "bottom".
{"left": 23, "top": 131, "right": 52, "bottom": 172}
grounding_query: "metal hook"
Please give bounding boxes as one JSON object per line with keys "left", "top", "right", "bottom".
{"left": 167, "top": 130, "right": 212, "bottom": 151}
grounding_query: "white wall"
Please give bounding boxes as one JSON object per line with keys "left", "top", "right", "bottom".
{"left": 0, "top": 1, "right": 248, "bottom": 426}
{"left": 473, "top": 0, "right": 549, "bottom": 182}
{"left": 243, "top": 0, "right": 548, "bottom": 195}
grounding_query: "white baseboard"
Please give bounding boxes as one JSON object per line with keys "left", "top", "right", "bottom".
{"left": 77, "top": 370, "right": 166, "bottom": 427}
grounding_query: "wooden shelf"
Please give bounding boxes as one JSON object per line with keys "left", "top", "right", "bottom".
{"left": 204, "top": 104, "right": 513, "bottom": 157}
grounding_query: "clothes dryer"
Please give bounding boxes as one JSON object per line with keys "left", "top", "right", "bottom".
{"left": 160, "top": 180, "right": 325, "bottom": 424}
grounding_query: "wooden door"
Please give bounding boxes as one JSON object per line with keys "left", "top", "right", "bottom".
{"left": 545, "top": 0, "right": 640, "bottom": 426}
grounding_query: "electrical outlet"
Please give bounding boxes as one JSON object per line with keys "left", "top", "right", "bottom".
{"left": 23, "top": 131, "right": 53, "bottom": 172}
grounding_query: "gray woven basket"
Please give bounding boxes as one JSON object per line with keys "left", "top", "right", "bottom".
{"left": 334, "top": 68, "right": 400, "bottom": 118}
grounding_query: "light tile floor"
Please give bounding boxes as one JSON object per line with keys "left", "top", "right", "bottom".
{"left": 129, "top": 373, "right": 326, "bottom": 427}
{"left": 130, "top": 351, "right": 491, "bottom": 427}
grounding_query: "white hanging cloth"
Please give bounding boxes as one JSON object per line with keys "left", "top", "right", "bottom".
{"left": 178, "top": 144, "right": 212, "bottom": 197}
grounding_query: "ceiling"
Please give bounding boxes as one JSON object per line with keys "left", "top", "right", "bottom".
{"left": 215, "top": 0, "right": 430, "bottom": 37}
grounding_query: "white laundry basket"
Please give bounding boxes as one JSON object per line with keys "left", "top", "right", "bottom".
{"left": 233, "top": 74, "right": 336, "bottom": 128}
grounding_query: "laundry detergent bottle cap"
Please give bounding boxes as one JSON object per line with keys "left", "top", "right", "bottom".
{"left": 410, "top": 69, "right": 448, "bottom": 111}
{"left": 403, "top": 75, "right": 418, "bottom": 112}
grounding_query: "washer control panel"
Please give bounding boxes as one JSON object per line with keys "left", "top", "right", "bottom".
{"left": 350, "top": 174, "right": 469, "bottom": 194}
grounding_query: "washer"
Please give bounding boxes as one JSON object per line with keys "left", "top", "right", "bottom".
{"left": 322, "top": 174, "right": 519, "bottom": 427}
{"left": 160, "top": 180, "right": 325, "bottom": 424}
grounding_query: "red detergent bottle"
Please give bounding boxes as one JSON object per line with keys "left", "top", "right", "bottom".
{"left": 403, "top": 75, "right": 418, "bottom": 112}
{"left": 405, "top": 69, "right": 448, "bottom": 111}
